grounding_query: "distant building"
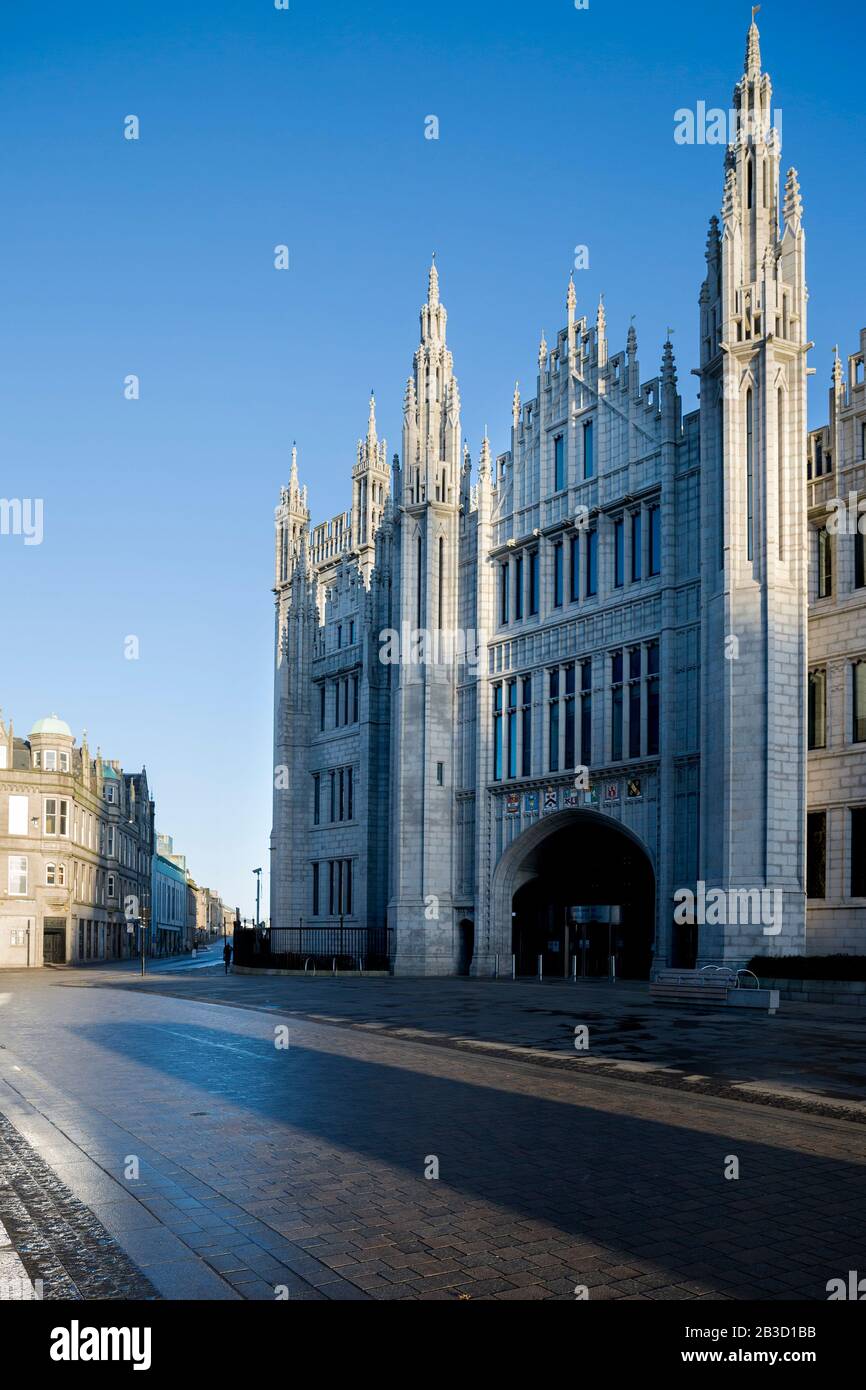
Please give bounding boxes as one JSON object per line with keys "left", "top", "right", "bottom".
{"left": 0, "top": 712, "right": 153, "bottom": 967}
{"left": 152, "top": 846, "right": 186, "bottom": 956}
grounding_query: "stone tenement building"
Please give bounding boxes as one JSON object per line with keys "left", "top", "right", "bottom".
{"left": 0, "top": 713, "right": 154, "bottom": 967}
{"left": 271, "top": 20, "right": 865, "bottom": 978}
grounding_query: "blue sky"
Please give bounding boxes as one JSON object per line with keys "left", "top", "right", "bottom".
{"left": 1, "top": 0, "right": 864, "bottom": 915}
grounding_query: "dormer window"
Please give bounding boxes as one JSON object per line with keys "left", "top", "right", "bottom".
{"left": 60, "top": 752, "right": 69, "bottom": 772}
{"left": 44, "top": 750, "right": 57, "bottom": 771}
{"left": 33, "top": 751, "right": 41, "bottom": 769}
{"left": 105, "top": 783, "right": 116, "bottom": 803}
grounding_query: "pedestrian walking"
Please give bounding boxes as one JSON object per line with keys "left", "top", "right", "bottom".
{"left": 223, "top": 941, "right": 232, "bottom": 974}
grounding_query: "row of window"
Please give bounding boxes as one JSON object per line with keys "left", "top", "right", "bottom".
{"left": 318, "top": 673, "right": 360, "bottom": 732}
{"left": 334, "top": 620, "right": 356, "bottom": 650}
{"left": 498, "top": 507, "right": 661, "bottom": 627}
{"left": 313, "top": 766, "right": 355, "bottom": 825}
{"left": 492, "top": 645, "right": 660, "bottom": 781}
{"left": 32, "top": 748, "right": 70, "bottom": 772}
{"left": 807, "top": 808, "right": 866, "bottom": 899}
{"left": 311, "top": 859, "right": 354, "bottom": 917}
{"left": 6, "top": 856, "right": 126, "bottom": 903}
{"left": 808, "top": 662, "right": 866, "bottom": 749}
{"left": 807, "top": 422, "right": 866, "bottom": 481}
{"left": 5, "top": 796, "right": 146, "bottom": 870}
{"left": 814, "top": 526, "right": 866, "bottom": 600}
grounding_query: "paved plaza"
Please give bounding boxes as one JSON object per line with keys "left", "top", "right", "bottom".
{"left": 0, "top": 960, "right": 864, "bottom": 1300}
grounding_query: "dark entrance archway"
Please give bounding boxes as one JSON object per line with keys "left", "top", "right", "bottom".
{"left": 501, "top": 812, "right": 655, "bottom": 980}
{"left": 456, "top": 919, "right": 474, "bottom": 976}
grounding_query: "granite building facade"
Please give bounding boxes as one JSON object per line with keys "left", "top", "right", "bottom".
{"left": 270, "top": 20, "right": 864, "bottom": 977}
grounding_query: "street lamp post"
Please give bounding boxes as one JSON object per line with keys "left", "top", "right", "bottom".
{"left": 253, "top": 868, "right": 262, "bottom": 930}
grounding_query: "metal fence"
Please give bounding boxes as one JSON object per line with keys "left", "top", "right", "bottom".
{"left": 233, "top": 924, "right": 391, "bottom": 972}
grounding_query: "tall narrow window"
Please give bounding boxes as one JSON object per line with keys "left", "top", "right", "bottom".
{"left": 554, "top": 434, "right": 565, "bottom": 492}
{"left": 583, "top": 421, "right": 594, "bottom": 480}
{"left": 580, "top": 661, "right": 592, "bottom": 765}
{"left": 507, "top": 681, "right": 518, "bottom": 779}
{"left": 817, "top": 528, "right": 832, "bottom": 599}
{"left": 614, "top": 518, "right": 624, "bottom": 588}
{"left": 347, "top": 766, "right": 354, "bottom": 819}
{"left": 500, "top": 562, "right": 509, "bottom": 625}
{"left": 852, "top": 808, "right": 866, "bottom": 898}
{"left": 777, "top": 388, "right": 785, "bottom": 560}
{"left": 855, "top": 527, "right": 866, "bottom": 591}
{"left": 319, "top": 684, "right": 326, "bottom": 732}
{"left": 586, "top": 530, "right": 598, "bottom": 597}
{"left": 808, "top": 670, "right": 827, "bottom": 751}
{"left": 493, "top": 685, "right": 503, "bottom": 781}
{"left": 548, "top": 669, "right": 560, "bottom": 772}
{"left": 314, "top": 775, "right": 321, "bottom": 824}
{"left": 628, "top": 648, "right": 642, "bottom": 759}
{"left": 631, "top": 512, "right": 642, "bottom": 581}
{"left": 611, "top": 652, "right": 624, "bottom": 762}
{"left": 352, "top": 673, "right": 359, "bottom": 723}
{"left": 514, "top": 554, "right": 524, "bottom": 620}
{"left": 528, "top": 551, "right": 539, "bottom": 616}
{"left": 854, "top": 662, "right": 866, "bottom": 744}
{"left": 553, "top": 542, "right": 564, "bottom": 608}
{"left": 806, "top": 812, "right": 826, "bottom": 899}
{"left": 521, "top": 677, "right": 532, "bottom": 776}
{"left": 649, "top": 506, "right": 661, "bottom": 576}
{"left": 438, "top": 536, "right": 444, "bottom": 630}
{"left": 570, "top": 535, "right": 580, "bottom": 602}
{"left": 416, "top": 534, "right": 423, "bottom": 628}
{"left": 746, "top": 390, "right": 754, "bottom": 561}
{"left": 329, "top": 771, "right": 336, "bottom": 823}
{"left": 647, "top": 643, "right": 660, "bottom": 756}
{"left": 564, "top": 664, "right": 576, "bottom": 769}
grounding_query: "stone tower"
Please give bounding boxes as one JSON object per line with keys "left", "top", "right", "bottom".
{"left": 351, "top": 394, "right": 390, "bottom": 583}
{"left": 388, "top": 259, "right": 464, "bottom": 974}
{"left": 270, "top": 446, "right": 315, "bottom": 934}
{"left": 697, "top": 16, "right": 808, "bottom": 960}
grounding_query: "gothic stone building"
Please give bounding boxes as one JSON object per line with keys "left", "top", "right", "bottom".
{"left": 271, "top": 20, "right": 865, "bottom": 978}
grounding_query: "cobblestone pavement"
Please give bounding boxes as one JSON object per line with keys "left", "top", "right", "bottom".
{"left": 0, "top": 1111, "right": 158, "bottom": 1300}
{"left": 101, "top": 960, "right": 866, "bottom": 1114}
{"left": 1, "top": 969, "right": 865, "bottom": 1301}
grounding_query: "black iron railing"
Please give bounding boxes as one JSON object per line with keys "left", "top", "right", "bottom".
{"left": 233, "top": 924, "right": 391, "bottom": 971}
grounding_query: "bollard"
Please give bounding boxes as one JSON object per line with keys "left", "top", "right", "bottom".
{"left": 572, "top": 956, "right": 578, "bottom": 982}
{"left": 332, "top": 956, "right": 337, "bottom": 976}
{"left": 511, "top": 954, "right": 516, "bottom": 980}
{"left": 537, "top": 954, "right": 543, "bottom": 983}
{"left": 494, "top": 953, "right": 500, "bottom": 980}
{"left": 609, "top": 955, "right": 616, "bottom": 983}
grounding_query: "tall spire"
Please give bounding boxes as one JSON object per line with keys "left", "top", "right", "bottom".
{"left": 745, "top": 8, "right": 762, "bottom": 77}
{"left": 367, "top": 391, "right": 378, "bottom": 446}
{"left": 783, "top": 167, "right": 803, "bottom": 232}
{"left": 538, "top": 330, "right": 548, "bottom": 369}
{"left": 512, "top": 381, "right": 520, "bottom": 429}
{"left": 427, "top": 253, "right": 439, "bottom": 308}
{"left": 478, "top": 434, "right": 491, "bottom": 481}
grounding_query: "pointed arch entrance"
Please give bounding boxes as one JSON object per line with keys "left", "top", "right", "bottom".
{"left": 491, "top": 809, "right": 656, "bottom": 980}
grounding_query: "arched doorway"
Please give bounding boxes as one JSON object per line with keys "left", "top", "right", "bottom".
{"left": 456, "top": 919, "right": 474, "bottom": 976}
{"left": 492, "top": 810, "right": 656, "bottom": 980}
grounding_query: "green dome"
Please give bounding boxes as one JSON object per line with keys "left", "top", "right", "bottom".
{"left": 102, "top": 765, "right": 119, "bottom": 779}
{"left": 29, "top": 714, "right": 72, "bottom": 738}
